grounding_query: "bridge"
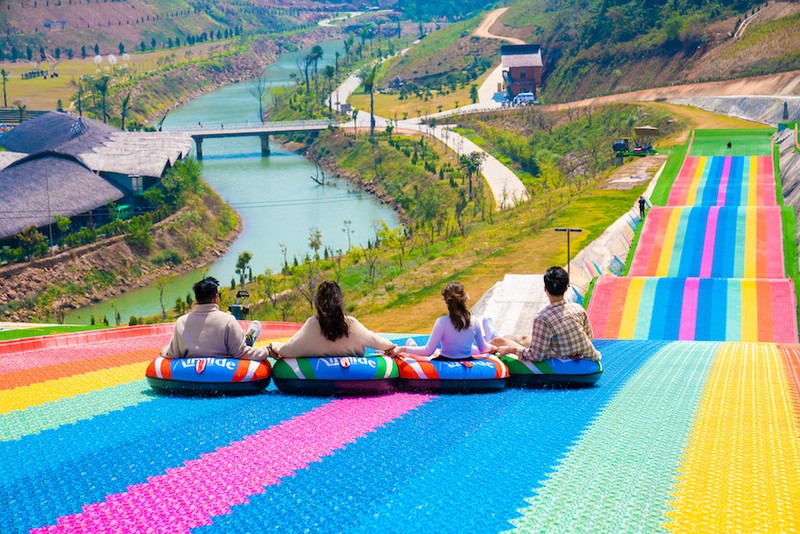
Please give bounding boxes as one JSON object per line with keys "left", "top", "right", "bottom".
{"left": 162, "top": 120, "right": 334, "bottom": 159}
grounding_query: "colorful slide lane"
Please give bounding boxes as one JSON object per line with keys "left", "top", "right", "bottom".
{"left": 587, "top": 276, "right": 798, "bottom": 342}
{"left": 3, "top": 330, "right": 800, "bottom": 532}
{"left": 666, "top": 155, "right": 776, "bottom": 207}
{"left": 629, "top": 206, "right": 785, "bottom": 278}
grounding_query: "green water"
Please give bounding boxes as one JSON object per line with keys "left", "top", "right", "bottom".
{"left": 66, "top": 40, "right": 398, "bottom": 325}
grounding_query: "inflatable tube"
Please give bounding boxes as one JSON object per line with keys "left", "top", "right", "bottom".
{"left": 500, "top": 355, "right": 602, "bottom": 388}
{"left": 272, "top": 355, "right": 398, "bottom": 396}
{"left": 146, "top": 356, "right": 272, "bottom": 395}
{"left": 396, "top": 355, "right": 509, "bottom": 392}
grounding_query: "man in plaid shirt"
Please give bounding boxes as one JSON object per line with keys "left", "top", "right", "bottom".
{"left": 496, "top": 266, "right": 602, "bottom": 362}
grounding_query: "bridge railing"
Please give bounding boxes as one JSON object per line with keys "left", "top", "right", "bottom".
{"left": 162, "top": 120, "right": 336, "bottom": 132}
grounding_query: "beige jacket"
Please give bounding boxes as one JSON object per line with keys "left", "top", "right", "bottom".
{"left": 271, "top": 316, "right": 395, "bottom": 358}
{"left": 161, "top": 304, "right": 269, "bottom": 360}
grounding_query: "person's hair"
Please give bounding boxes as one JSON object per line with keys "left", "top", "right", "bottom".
{"left": 193, "top": 277, "right": 220, "bottom": 304}
{"left": 315, "top": 280, "right": 349, "bottom": 341}
{"left": 543, "top": 266, "right": 569, "bottom": 297}
{"left": 441, "top": 282, "right": 470, "bottom": 331}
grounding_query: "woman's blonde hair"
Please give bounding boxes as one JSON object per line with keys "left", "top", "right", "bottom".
{"left": 442, "top": 282, "right": 470, "bottom": 331}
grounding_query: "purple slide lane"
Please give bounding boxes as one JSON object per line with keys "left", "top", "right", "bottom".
{"left": 33, "top": 393, "right": 435, "bottom": 534}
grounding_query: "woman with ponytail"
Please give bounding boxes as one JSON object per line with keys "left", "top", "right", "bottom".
{"left": 268, "top": 280, "right": 396, "bottom": 358}
{"left": 396, "top": 282, "right": 496, "bottom": 360}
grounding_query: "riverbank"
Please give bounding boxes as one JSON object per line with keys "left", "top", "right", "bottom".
{"left": 0, "top": 181, "right": 240, "bottom": 323}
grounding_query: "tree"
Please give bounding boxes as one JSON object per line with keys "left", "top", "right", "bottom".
{"left": 308, "top": 227, "right": 322, "bottom": 261}
{"left": 13, "top": 100, "right": 26, "bottom": 123}
{"left": 342, "top": 220, "right": 354, "bottom": 250}
{"left": 235, "top": 251, "right": 253, "bottom": 289}
{"left": 0, "top": 69, "right": 7, "bottom": 107}
{"left": 118, "top": 42, "right": 125, "bottom": 55}
{"left": 459, "top": 151, "right": 485, "bottom": 200}
{"left": 154, "top": 276, "right": 170, "bottom": 320}
{"left": 120, "top": 92, "right": 131, "bottom": 130}
{"left": 309, "top": 45, "right": 323, "bottom": 93}
{"left": 249, "top": 70, "right": 269, "bottom": 122}
{"left": 93, "top": 75, "right": 110, "bottom": 123}
{"left": 469, "top": 84, "right": 478, "bottom": 104}
{"left": 70, "top": 77, "right": 83, "bottom": 117}
{"left": 54, "top": 214, "right": 70, "bottom": 233}
{"left": 94, "top": 43, "right": 99, "bottom": 55}
{"left": 359, "top": 63, "right": 379, "bottom": 139}
{"left": 323, "top": 65, "right": 335, "bottom": 112}
{"left": 18, "top": 226, "right": 48, "bottom": 260}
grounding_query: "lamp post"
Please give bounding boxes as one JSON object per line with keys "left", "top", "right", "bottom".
{"left": 554, "top": 227, "right": 582, "bottom": 280}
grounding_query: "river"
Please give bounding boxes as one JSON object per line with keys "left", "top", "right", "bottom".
{"left": 66, "top": 40, "right": 399, "bottom": 325}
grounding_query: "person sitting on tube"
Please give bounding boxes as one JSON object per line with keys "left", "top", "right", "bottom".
{"left": 161, "top": 277, "right": 269, "bottom": 360}
{"left": 268, "top": 280, "right": 396, "bottom": 360}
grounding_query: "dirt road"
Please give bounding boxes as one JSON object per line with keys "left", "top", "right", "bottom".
{"left": 472, "top": 8, "right": 525, "bottom": 45}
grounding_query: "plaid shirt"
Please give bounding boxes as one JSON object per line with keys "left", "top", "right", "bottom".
{"left": 520, "top": 299, "right": 602, "bottom": 362}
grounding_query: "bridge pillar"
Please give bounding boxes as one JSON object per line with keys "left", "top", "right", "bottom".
{"left": 195, "top": 137, "right": 204, "bottom": 160}
{"left": 260, "top": 134, "right": 270, "bottom": 157}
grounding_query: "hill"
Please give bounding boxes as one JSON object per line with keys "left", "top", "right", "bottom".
{"left": 385, "top": 0, "right": 800, "bottom": 103}
{"left": 0, "top": 0, "right": 332, "bottom": 60}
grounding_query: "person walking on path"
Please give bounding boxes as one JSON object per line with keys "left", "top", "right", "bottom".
{"left": 638, "top": 196, "right": 647, "bottom": 220}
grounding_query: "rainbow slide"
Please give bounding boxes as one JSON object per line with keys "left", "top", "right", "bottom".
{"left": 587, "top": 276, "right": 798, "bottom": 342}
{"left": 667, "top": 155, "right": 776, "bottom": 206}
{"left": 3, "top": 329, "right": 800, "bottom": 532}
{"left": 629, "top": 206, "right": 785, "bottom": 278}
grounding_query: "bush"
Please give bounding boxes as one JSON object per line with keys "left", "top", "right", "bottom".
{"left": 151, "top": 248, "right": 183, "bottom": 266}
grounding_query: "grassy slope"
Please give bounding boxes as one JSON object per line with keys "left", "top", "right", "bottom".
{"left": 0, "top": 325, "right": 109, "bottom": 341}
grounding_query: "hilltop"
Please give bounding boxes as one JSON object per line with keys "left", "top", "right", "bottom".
{"left": 383, "top": 0, "right": 800, "bottom": 103}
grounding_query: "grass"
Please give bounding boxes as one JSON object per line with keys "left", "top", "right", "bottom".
{"left": 689, "top": 128, "right": 774, "bottom": 156}
{"left": 649, "top": 141, "right": 688, "bottom": 206}
{"left": 348, "top": 68, "right": 491, "bottom": 120}
{"left": 0, "top": 324, "right": 109, "bottom": 341}
{"left": 361, "top": 186, "right": 644, "bottom": 332}
{"left": 0, "top": 39, "right": 239, "bottom": 111}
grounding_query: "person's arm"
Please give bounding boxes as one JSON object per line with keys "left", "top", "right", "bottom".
{"left": 518, "top": 316, "right": 551, "bottom": 362}
{"left": 397, "top": 318, "right": 445, "bottom": 357}
{"left": 582, "top": 310, "right": 595, "bottom": 340}
{"left": 161, "top": 320, "right": 185, "bottom": 358}
{"left": 472, "top": 322, "right": 493, "bottom": 354}
{"left": 348, "top": 317, "right": 397, "bottom": 353}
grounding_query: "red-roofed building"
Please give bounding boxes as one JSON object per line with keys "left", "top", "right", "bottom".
{"left": 501, "top": 44, "right": 544, "bottom": 100}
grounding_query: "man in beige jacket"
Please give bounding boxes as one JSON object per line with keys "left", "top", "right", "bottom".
{"left": 161, "top": 277, "right": 269, "bottom": 360}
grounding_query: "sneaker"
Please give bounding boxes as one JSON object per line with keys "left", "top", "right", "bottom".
{"left": 482, "top": 316, "right": 499, "bottom": 342}
{"left": 405, "top": 338, "right": 418, "bottom": 347}
{"left": 245, "top": 321, "right": 261, "bottom": 347}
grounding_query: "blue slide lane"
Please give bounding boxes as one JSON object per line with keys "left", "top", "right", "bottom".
{"left": 0, "top": 388, "right": 327, "bottom": 533}
{"left": 192, "top": 340, "right": 667, "bottom": 534}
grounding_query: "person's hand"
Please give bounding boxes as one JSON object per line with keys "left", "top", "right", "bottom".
{"left": 267, "top": 344, "right": 281, "bottom": 359}
{"left": 383, "top": 345, "right": 399, "bottom": 356}
{"left": 496, "top": 346, "right": 519, "bottom": 357}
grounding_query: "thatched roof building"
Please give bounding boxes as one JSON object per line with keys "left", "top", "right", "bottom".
{"left": 0, "top": 112, "right": 193, "bottom": 241}
{"left": 0, "top": 152, "right": 126, "bottom": 239}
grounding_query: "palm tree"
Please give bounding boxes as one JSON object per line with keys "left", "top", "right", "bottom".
{"left": 323, "top": 65, "right": 335, "bottom": 113}
{"left": 1, "top": 69, "right": 8, "bottom": 108}
{"left": 95, "top": 75, "right": 110, "bottom": 123}
{"left": 359, "top": 63, "right": 379, "bottom": 139}
{"left": 309, "top": 45, "right": 323, "bottom": 93}
{"left": 12, "top": 100, "right": 26, "bottom": 123}
{"left": 120, "top": 92, "right": 131, "bottom": 130}
{"left": 459, "top": 151, "right": 486, "bottom": 200}
{"left": 69, "top": 76, "right": 84, "bottom": 117}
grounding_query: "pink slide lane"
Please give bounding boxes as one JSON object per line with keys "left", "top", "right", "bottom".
{"left": 34, "top": 393, "right": 435, "bottom": 534}
{"left": 678, "top": 278, "right": 700, "bottom": 341}
{"left": 717, "top": 157, "right": 731, "bottom": 205}
{"left": 699, "top": 207, "right": 719, "bottom": 278}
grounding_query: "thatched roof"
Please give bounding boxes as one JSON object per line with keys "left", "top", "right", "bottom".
{"left": 0, "top": 152, "right": 126, "bottom": 240}
{"left": 0, "top": 151, "right": 27, "bottom": 171}
{"left": 0, "top": 112, "right": 192, "bottom": 178}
